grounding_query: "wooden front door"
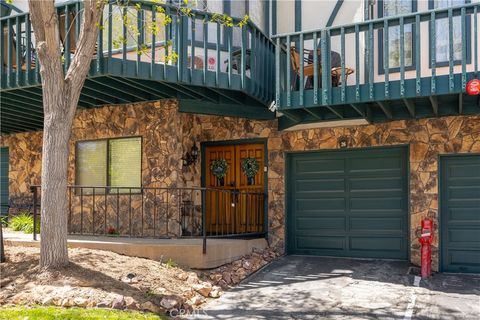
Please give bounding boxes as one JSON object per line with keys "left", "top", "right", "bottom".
{"left": 205, "top": 143, "right": 265, "bottom": 235}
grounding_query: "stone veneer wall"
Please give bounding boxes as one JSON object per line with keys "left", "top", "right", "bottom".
{"left": 1, "top": 100, "right": 479, "bottom": 270}
{"left": 181, "top": 113, "right": 480, "bottom": 270}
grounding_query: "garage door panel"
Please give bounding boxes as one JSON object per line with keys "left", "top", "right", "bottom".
{"left": 295, "top": 190, "right": 346, "bottom": 198}
{"left": 447, "top": 228, "right": 480, "bottom": 246}
{"left": 349, "top": 209, "right": 405, "bottom": 216}
{"left": 445, "top": 250, "right": 480, "bottom": 270}
{"left": 297, "top": 236, "right": 345, "bottom": 251}
{"left": 288, "top": 147, "right": 408, "bottom": 260}
{"left": 295, "top": 209, "right": 347, "bottom": 216}
{"left": 296, "top": 179, "right": 344, "bottom": 192}
{"left": 296, "top": 198, "right": 346, "bottom": 210}
{"left": 449, "top": 164, "right": 480, "bottom": 177}
{"left": 295, "top": 159, "right": 345, "bottom": 174}
{"left": 448, "top": 208, "right": 480, "bottom": 221}
{"left": 441, "top": 155, "right": 480, "bottom": 273}
{"left": 349, "top": 177, "right": 403, "bottom": 191}
{"left": 350, "top": 197, "right": 404, "bottom": 210}
{"left": 448, "top": 186, "right": 480, "bottom": 199}
{"left": 296, "top": 217, "right": 346, "bottom": 230}
{"left": 350, "top": 217, "right": 404, "bottom": 232}
{"left": 446, "top": 177, "right": 480, "bottom": 187}
{"left": 350, "top": 190, "right": 405, "bottom": 198}
{"left": 446, "top": 199, "right": 480, "bottom": 208}
{"left": 349, "top": 156, "right": 402, "bottom": 172}
{"left": 349, "top": 236, "right": 404, "bottom": 252}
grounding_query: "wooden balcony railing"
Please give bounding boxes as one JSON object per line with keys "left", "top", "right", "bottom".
{"left": 0, "top": 0, "right": 275, "bottom": 104}
{"left": 273, "top": 2, "right": 479, "bottom": 122}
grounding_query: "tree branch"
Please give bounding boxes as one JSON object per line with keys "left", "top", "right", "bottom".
{"left": 65, "top": 0, "right": 105, "bottom": 117}
{"left": 28, "top": 0, "right": 64, "bottom": 114}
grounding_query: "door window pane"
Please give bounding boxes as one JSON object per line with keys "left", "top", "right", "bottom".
{"left": 383, "top": 0, "right": 414, "bottom": 68}
{"left": 433, "top": 0, "right": 465, "bottom": 62}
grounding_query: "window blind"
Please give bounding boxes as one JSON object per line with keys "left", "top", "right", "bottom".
{"left": 108, "top": 137, "right": 142, "bottom": 190}
{"left": 76, "top": 140, "right": 107, "bottom": 192}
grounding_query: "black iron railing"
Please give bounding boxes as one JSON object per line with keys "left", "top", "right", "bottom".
{"left": 30, "top": 185, "right": 266, "bottom": 253}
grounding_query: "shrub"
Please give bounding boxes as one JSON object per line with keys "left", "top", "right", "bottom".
{"left": 164, "top": 258, "right": 177, "bottom": 269}
{"left": 9, "top": 212, "right": 38, "bottom": 234}
{"left": 0, "top": 215, "right": 8, "bottom": 227}
{"left": 107, "top": 226, "right": 119, "bottom": 235}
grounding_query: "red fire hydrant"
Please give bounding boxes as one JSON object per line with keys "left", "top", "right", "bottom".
{"left": 419, "top": 219, "right": 433, "bottom": 278}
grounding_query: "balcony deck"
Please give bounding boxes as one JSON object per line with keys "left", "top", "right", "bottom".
{"left": 0, "top": 1, "right": 275, "bottom": 134}
{"left": 274, "top": 3, "right": 480, "bottom": 130}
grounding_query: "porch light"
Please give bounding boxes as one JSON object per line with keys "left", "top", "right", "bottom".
{"left": 182, "top": 142, "right": 199, "bottom": 167}
{"left": 191, "top": 143, "right": 199, "bottom": 158}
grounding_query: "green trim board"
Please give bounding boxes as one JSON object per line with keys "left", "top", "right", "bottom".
{"left": 271, "top": 0, "right": 277, "bottom": 36}
{"left": 178, "top": 99, "right": 275, "bottom": 120}
{"left": 286, "top": 146, "right": 409, "bottom": 259}
{"left": 0, "top": 147, "right": 8, "bottom": 215}
{"left": 439, "top": 154, "right": 480, "bottom": 273}
{"left": 278, "top": 71, "right": 479, "bottom": 109}
{"left": 295, "top": 0, "right": 301, "bottom": 32}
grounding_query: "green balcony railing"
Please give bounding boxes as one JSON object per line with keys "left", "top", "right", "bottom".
{"left": 273, "top": 2, "right": 479, "bottom": 125}
{"left": 0, "top": 0, "right": 275, "bottom": 127}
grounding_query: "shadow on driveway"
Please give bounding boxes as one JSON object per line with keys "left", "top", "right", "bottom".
{"left": 192, "top": 256, "right": 480, "bottom": 320}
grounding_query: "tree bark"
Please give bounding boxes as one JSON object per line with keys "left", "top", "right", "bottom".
{"left": 28, "top": 0, "right": 104, "bottom": 269}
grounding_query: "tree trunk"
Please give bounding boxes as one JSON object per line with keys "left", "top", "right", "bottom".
{"left": 28, "top": 0, "right": 104, "bottom": 269}
{"left": 39, "top": 109, "right": 73, "bottom": 268}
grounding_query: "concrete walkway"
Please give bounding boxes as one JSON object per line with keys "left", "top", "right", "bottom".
{"left": 2, "top": 229, "right": 267, "bottom": 269}
{"left": 193, "top": 256, "right": 480, "bottom": 320}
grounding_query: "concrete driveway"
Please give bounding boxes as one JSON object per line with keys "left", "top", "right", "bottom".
{"left": 193, "top": 256, "right": 480, "bottom": 320}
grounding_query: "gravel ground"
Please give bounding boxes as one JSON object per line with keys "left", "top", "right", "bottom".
{"left": 0, "top": 245, "right": 212, "bottom": 313}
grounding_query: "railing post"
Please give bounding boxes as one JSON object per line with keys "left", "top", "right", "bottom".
{"left": 178, "top": 14, "right": 189, "bottom": 82}
{"left": 0, "top": 216, "right": 4, "bottom": 263}
{"left": 31, "top": 186, "right": 38, "bottom": 241}
{"left": 202, "top": 189, "right": 207, "bottom": 254}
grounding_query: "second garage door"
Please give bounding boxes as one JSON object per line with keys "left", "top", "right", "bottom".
{"left": 287, "top": 146, "right": 409, "bottom": 260}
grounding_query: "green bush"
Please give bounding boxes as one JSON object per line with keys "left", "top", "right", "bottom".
{"left": 0, "top": 215, "right": 8, "bottom": 227}
{"left": 9, "top": 212, "right": 38, "bottom": 234}
{"left": 164, "top": 258, "right": 177, "bottom": 269}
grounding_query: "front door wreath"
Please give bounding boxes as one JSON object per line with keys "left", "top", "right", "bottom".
{"left": 241, "top": 157, "right": 259, "bottom": 185}
{"left": 210, "top": 158, "right": 228, "bottom": 185}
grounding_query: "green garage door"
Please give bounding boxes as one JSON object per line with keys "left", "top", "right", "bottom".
{"left": 287, "top": 146, "right": 408, "bottom": 259}
{"left": 0, "top": 147, "right": 8, "bottom": 216}
{"left": 440, "top": 155, "right": 480, "bottom": 273}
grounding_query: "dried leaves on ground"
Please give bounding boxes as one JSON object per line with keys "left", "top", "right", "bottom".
{"left": 0, "top": 246, "right": 217, "bottom": 315}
